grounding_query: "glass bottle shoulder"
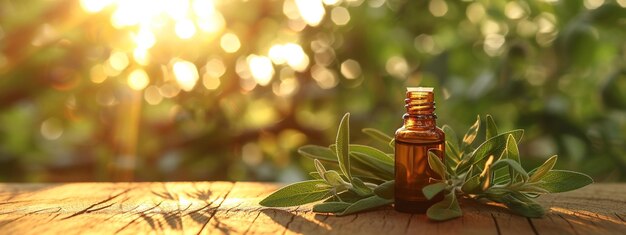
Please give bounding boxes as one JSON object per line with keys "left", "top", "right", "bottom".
{"left": 394, "top": 125, "right": 445, "bottom": 144}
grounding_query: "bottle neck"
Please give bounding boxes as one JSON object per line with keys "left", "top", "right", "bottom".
{"left": 403, "top": 90, "right": 437, "bottom": 129}
{"left": 403, "top": 114, "right": 437, "bottom": 129}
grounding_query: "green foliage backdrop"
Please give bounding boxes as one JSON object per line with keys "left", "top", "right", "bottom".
{"left": 0, "top": 0, "right": 624, "bottom": 182}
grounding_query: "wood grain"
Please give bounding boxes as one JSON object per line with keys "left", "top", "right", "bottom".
{"left": 0, "top": 183, "right": 624, "bottom": 234}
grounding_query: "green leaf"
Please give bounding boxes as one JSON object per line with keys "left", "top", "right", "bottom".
{"left": 442, "top": 125, "right": 459, "bottom": 151}
{"left": 491, "top": 159, "right": 528, "bottom": 183}
{"left": 427, "top": 192, "right": 462, "bottom": 221}
{"left": 362, "top": 128, "right": 393, "bottom": 146}
{"left": 313, "top": 202, "right": 352, "bottom": 213}
{"left": 373, "top": 180, "right": 394, "bottom": 199}
{"left": 536, "top": 170, "right": 593, "bottom": 193}
{"left": 350, "top": 177, "right": 373, "bottom": 196}
{"left": 445, "top": 141, "right": 461, "bottom": 171}
{"left": 528, "top": 155, "right": 558, "bottom": 183}
{"left": 493, "top": 135, "right": 522, "bottom": 183}
{"left": 458, "top": 129, "right": 524, "bottom": 173}
{"left": 324, "top": 170, "right": 348, "bottom": 187}
{"left": 461, "top": 115, "right": 481, "bottom": 150}
{"left": 314, "top": 159, "right": 327, "bottom": 180}
{"left": 350, "top": 144, "right": 394, "bottom": 164}
{"left": 259, "top": 180, "right": 333, "bottom": 207}
{"left": 309, "top": 172, "right": 322, "bottom": 179}
{"left": 298, "top": 145, "right": 337, "bottom": 162}
{"left": 422, "top": 182, "right": 447, "bottom": 200}
{"left": 503, "top": 134, "right": 520, "bottom": 163}
{"left": 351, "top": 152, "right": 394, "bottom": 177}
{"left": 462, "top": 174, "right": 481, "bottom": 194}
{"left": 517, "top": 184, "right": 550, "bottom": 194}
{"left": 337, "top": 195, "right": 392, "bottom": 216}
{"left": 324, "top": 190, "right": 364, "bottom": 203}
{"left": 505, "top": 200, "right": 545, "bottom": 218}
{"left": 336, "top": 113, "right": 352, "bottom": 182}
{"left": 485, "top": 115, "right": 498, "bottom": 140}
{"left": 318, "top": 160, "right": 389, "bottom": 181}
{"left": 501, "top": 192, "right": 545, "bottom": 218}
{"left": 428, "top": 151, "right": 447, "bottom": 180}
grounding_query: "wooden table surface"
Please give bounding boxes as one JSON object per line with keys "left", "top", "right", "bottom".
{"left": 0, "top": 182, "right": 624, "bottom": 235}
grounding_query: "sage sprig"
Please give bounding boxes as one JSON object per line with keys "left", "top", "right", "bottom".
{"left": 259, "top": 113, "right": 593, "bottom": 221}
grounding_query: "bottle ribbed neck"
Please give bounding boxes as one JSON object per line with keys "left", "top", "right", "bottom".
{"left": 403, "top": 87, "right": 436, "bottom": 128}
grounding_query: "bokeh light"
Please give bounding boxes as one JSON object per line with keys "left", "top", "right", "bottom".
{"left": 295, "top": 0, "right": 325, "bottom": 26}
{"left": 175, "top": 19, "right": 197, "bottom": 39}
{"left": 247, "top": 55, "right": 275, "bottom": 86}
{"left": 40, "top": 118, "right": 64, "bottom": 140}
{"left": 331, "top": 7, "right": 350, "bottom": 26}
{"left": 220, "top": 33, "right": 241, "bottom": 53}
{"left": 127, "top": 69, "right": 150, "bottom": 91}
{"left": 173, "top": 60, "right": 199, "bottom": 91}
{"left": 340, "top": 59, "right": 361, "bottom": 79}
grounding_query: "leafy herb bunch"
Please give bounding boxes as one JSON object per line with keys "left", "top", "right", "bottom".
{"left": 259, "top": 113, "right": 593, "bottom": 221}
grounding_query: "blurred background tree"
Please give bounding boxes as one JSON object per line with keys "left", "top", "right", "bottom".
{"left": 0, "top": 0, "right": 624, "bottom": 182}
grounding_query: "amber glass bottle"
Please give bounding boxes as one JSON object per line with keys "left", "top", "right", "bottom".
{"left": 394, "top": 87, "right": 445, "bottom": 213}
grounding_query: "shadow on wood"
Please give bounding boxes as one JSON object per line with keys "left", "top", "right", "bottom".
{"left": 262, "top": 208, "right": 332, "bottom": 234}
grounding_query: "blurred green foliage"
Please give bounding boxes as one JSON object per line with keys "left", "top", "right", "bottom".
{"left": 0, "top": 0, "right": 624, "bottom": 182}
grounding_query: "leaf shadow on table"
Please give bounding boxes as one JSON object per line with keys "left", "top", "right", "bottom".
{"left": 261, "top": 208, "right": 332, "bottom": 234}
{"left": 116, "top": 183, "right": 234, "bottom": 233}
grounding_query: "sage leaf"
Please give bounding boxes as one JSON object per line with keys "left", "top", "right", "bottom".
{"left": 517, "top": 184, "right": 550, "bottom": 194}
{"left": 337, "top": 195, "right": 392, "bottom": 216}
{"left": 336, "top": 113, "right": 352, "bottom": 181}
{"left": 362, "top": 128, "right": 393, "bottom": 146}
{"left": 314, "top": 159, "right": 327, "bottom": 180}
{"left": 351, "top": 177, "right": 373, "bottom": 196}
{"left": 309, "top": 172, "right": 322, "bottom": 179}
{"left": 501, "top": 192, "right": 545, "bottom": 218}
{"left": 324, "top": 170, "right": 349, "bottom": 187}
{"left": 536, "top": 170, "right": 593, "bottom": 193}
{"left": 259, "top": 180, "right": 332, "bottom": 207}
{"left": 480, "top": 155, "right": 495, "bottom": 191}
{"left": 317, "top": 160, "right": 388, "bottom": 181}
{"left": 493, "top": 135, "right": 522, "bottom": 183}
{"left": 351, "top": 152, "right": 394, "bottom": 177}
{"left": 528, "top": 155, "right": 557, "bottom": 183}
{"left": 428, "top": 151, "right": 447, "bottom": 180}
{"left": 503, "top": 134, "right": 520, "bottom": 163}
{"left": 374, "top": 180, "right": 394, "bottom": 199}
{"left": 324, "top": 190, "right": 363, "bottom": 203}
{"left": 491, "top": 159, "right": 528, "bottom": 183}
{"left": 505, "top": 200, "right": 545, "bottom": 218}
{"left": 462, "top": 174, "right": 482, "bottom": 194}
{"left": 459, "top": 129, "right": 524, "bottom": 173}
{"left": 298, "top": 145, "right": 337, "bottom": 162}
{"left": 445, "top": 141, "right": 461, "bottom": 173}
{"left": 423, "top": 182, "right": 447, "bottom": 200}
{"left": 350, "top": 144, "right": 394, "bottom": 163}
{"left": 313, "top": 202, "right": 352, "bottom": 213}
{"left": 485, "top": 114, "right": 498, "bottom": 140}
{"left": 442, "top": 125, "right": 459, "bottom": 151}
{"left": 427, "top": 192, "right": 462, "bottom": 221}
{"left": 461, "top": 115, "right": 480, "bottom": 150}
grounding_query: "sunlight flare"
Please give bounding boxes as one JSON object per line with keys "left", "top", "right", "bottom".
{"left": 173, "top": 60, "right": 199, "bottom": 91}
